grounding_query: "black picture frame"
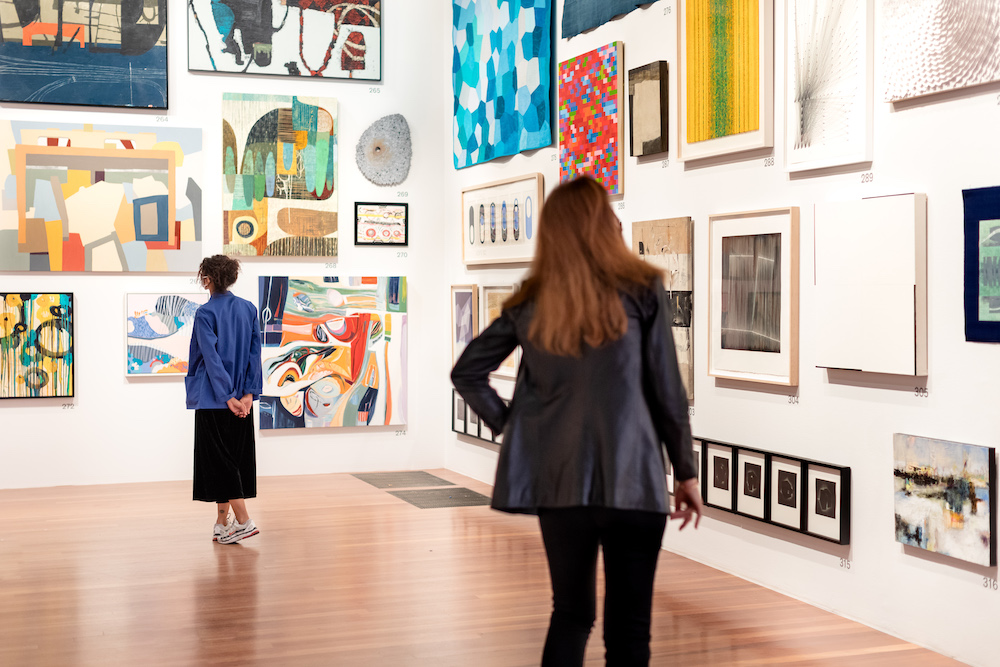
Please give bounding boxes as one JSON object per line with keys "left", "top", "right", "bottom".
{"left": 355, "top": 202, "right": 409, "bottom": 246}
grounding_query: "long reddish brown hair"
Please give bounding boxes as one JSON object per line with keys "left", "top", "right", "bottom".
{"left": 505, "top": 176, "right": 661, "bottom": 356}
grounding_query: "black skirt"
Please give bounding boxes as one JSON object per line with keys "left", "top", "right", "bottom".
{"left": 193, "top": 408, "right": 257, "bottom": 503}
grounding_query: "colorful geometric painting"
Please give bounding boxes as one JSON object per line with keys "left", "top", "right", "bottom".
{"left": 258, "top": 276, "right": 406, "bottom": 429}
{"left": 222, "top": 94, "right": 338, "bottom": 257}
{"left": 452, "top": 0, "right": 552, "bottom": 169}
{"left": 963, "top": 186, "right": 1000, "bottom": 342}
{"left": 1, "top": 293, "right": 73, "bottom": 398}
{"left": 188, "top": 0, "right": 380, "bottom": 80}
{"left": 894, "top": 433, "right": 996, "bottom": 567}
{"left": 685, "top": 0, "right": 760, "bottom": 143}
{"left": 0, "top": 0, "right": 166, "bottom": 108}
{"left": 562, "top": 0, "right": 651, "bottom": 38}
{"left": 126, "top": 293, "right": 208, "bottom": 376}
{"left": 0, "top": 121, "right": 203, "bottom": 272}
{"left": 559, "top": 42, "right": 623, "bottom": 195}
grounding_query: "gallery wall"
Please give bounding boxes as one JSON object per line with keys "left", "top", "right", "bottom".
{"left": 444, "top": 2, "right": 1000, "bottom": 666}
{"left": 0, "top": 1, "right": 454, "bottom": 488}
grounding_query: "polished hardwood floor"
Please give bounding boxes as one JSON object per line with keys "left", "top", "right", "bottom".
{"left": 0, "top": 470, "right": 959, "bottom": 666}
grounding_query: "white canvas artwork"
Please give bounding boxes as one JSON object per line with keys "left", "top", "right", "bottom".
{"left": 813, "top": 194, "right": 927, "bottom": 376}
{"left": 785, "top": 0, "right": 873, "bottom": 171}
{"left": 881, "top": 0, "right": 1000, "bottom": 101}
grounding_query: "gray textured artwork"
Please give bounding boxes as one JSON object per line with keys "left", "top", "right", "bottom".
{"left": 882, "top": 0, "right": 1000, "bottom": 101}
{"left": 720, "top": 233, "right": 781, "bottom": 353}
{"left": 356, "top": 114, "right": 412, "bottom": 186}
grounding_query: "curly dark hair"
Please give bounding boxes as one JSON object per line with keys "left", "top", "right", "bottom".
{"left": 197, "top": 255, "right": 241, "bottom": 292}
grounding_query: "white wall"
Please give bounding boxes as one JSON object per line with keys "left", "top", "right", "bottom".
{"left": 0, "top": 0, "right": 452, "bottom": 488}
{"left": 444, "top": 3, "right": 1000, "bottom": 666}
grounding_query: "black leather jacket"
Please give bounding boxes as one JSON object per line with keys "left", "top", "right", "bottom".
{"left": 451, "top": 279, "right": 696, "bottom": 515}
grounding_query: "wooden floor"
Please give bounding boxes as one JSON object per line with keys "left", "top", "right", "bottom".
{"left": 0, "top": 471, "right": 959, "bottom": 666}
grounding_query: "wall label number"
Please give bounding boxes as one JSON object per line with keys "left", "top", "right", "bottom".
{"left": 369, "top": 86, "right": 381, "bottom": 94}
{"left": 396, "top": 251, "right": 408, "bottom": 258}
{"left": 787, "top": 395, "right": 799, "bottom": 405}
{"left": 324, "top": 262, "right": 338, "bottom": 269}
{"left": 688, "top": 406, "right": 695, "bottom": 417}
{"left": 984, "top": 577, "right": 997, "bottom": 590}
{"left": 663, "top": 5, "right": 672, "bottom": 14}
{"left": 861, "top": 172, "right": 874, "bottom": 183}
{"left": 62, "top": 403, "right": 75, "bottom": 410}
{"left": 839, "top": 558, "right": 852, "bottom": 570}
{"left": 550, "top": 154, "right": 558, "bottom": 162}
{"left": 616, "top": 201, "right": 626, "bottom": 211}
{"left": 763, "top": 157, "right": 775, "bottom": 167}
{"left": 395, "top": 429, "right": 407, "bottom": 437}
{"left": 661, "top": 159, "right": 670, "bottom": 168}
{"left": 914, "top": 387, "right": 929, "bottom": 398}
{"left": 396, "top": 191, "right": 408, "bottom": 198}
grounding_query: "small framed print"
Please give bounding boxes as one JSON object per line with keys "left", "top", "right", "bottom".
{"left": 666, "top": 460, "right": 675, "bottom": 496}
{"left": 770, "top": 456, "right": 803, "bottom": 530}
{"left": 465, "top": 406, "right": 481, "bottom": 438}
{"left": 736, "top": 448, "right": 767, "bottom": 520}
{"left": 691, "top": 439, "right": 704, "bottom": 499}
{"left": 805, "top": 464, "right": 851, "bottom": 544}
{"left": 452, "top": 390, "right": 466, "bottom": 434}
{"left": 481, "top": 285, "right": 521, "bottom": 379}
{"left": 451, "top": 285, "right": 479, "bottom": 365}
{"left": 462, "top": 173, "right": 544, "bottom": 265}
{"left": 705, "top": 442, "right": 735, "bottom": 511}
{"left": 355, "top": 202, "right": 409, "bottom": 246}
{"left": 481, "top": 419, "right": 494, "bottom": 441}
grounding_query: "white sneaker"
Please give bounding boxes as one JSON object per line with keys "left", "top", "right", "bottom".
{"left": 213, "top": 515, "right": 235, "bottom": 542}
{"left": 219, "top": 519, "right": 259, "bottom": 544}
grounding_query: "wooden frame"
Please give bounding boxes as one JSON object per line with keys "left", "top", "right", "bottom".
{"left": 677, "top": 0, "right": 774, "bottom": 161}
{"left": 461, "top": 173, "right": 543, "bottom": 266}
{"left": 708, "top": 207, "right": 799, "bottom": 386}
{"left": 450, "top": 284, "right": 478, "bottom": 366}
{"left": 481, "top": 285, "right": 520, "bottom": 380}
{"left": 355, "top": 202, "right": 408, "bottom": 246}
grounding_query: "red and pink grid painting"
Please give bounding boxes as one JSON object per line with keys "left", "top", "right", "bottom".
{"left": 558, "top": 42, "right": 623, "bottom": 195}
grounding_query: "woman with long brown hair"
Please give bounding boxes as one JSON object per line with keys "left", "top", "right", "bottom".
{"left": 452, "top": 176, "right": 702, "bottom": 665}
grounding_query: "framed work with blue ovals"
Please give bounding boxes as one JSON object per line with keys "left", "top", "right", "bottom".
{"left": 461, "top": 173, "right": 544, "bottom": 266}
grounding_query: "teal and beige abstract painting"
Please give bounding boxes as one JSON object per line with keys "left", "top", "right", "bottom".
{"left": 222, "top": 94, "right": 338, "bottom": 257}
{"left": 452, "top": 0, "right": 552, "bottom": 169}
{"left": 126, "top": 293, "right": 207, "bottom": 375}
{"left": 964, "top": 186, "right": 1000, "bottom": 342}
{"left": 0, "top": 121, "right": 203, "bottom": 272}
{"left": 1, "top": 293, "right": 73, "bottom": 398}
{"left": 258, "top": 276, "right": 406, "bottom": 429}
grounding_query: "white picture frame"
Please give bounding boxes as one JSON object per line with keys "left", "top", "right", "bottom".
{"left": 461, "top": 173, "right": 543, "bottom": 266}
{"left": 480, "top": 285, "right": 520, "bottom": 379}
{"left": 451, "top": 284, "right": 479, "bottom": 366}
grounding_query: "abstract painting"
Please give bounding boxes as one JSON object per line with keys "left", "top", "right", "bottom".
{"left": 0, "top": 121, "right": 203, "bottom": 272}
{"left": 461, "top": 173, "right": 543, "bottom": 265}
{"left": 709, "top": 208, "right": 798, "bottom": 385}
{"left": 452, "top": 0, "right": 552, "bottom": 169}
{"left": 736, "top": 448, "right": 766, "bottom": 518}
{"left": 785, "top": 0, "right": 872, "bottom": 171}
{"left": 882, "top": 0, "right": 1000, "bottom": 102}
{"left": 0, "top": 0, "right": 166, "bottom": 107}
{"left": 678, "top": 0, "right": 773, "bottom": 160}
{"left": 222, "top": 94, "right": 338, "bottom": 258}
{"left": 562, "top": 0, "right": 651, "bottom": 38}
{"left": 770, "top": 456, "right": 802, "bottom": 529}
{"left": 628, "top": 61, "right": 669, "bottom": 157}
{"left": 559, "top": 42, "right": 623, "bottom": 195}
{"left": 188, "top": 0, "right": 380, "bottom": 80}
{"left": 805, "top": 463, "right": 850, "bottom": 543}
{"left": 963, "top": 186, "right": 1000, "bottom": 342}
{"left": 814, "top": 194, "right": 927, "bottom": 375}
{"left": 354, "top": 202, "right": 407, "bottom": 246}
{"left": 481, "top": 284, "right": 519, "bottom": 379}
{"left": 633, "top": 217, "right": 693, "bottom": 399}
{"left": 1, "top": 293, "right": 73, "bottom": 398}
{"left": 126, "top": 293, "right": 207, "bottom": 376}
{"left": 894, "top": 433, "right": 996, "bottom": 567}
{"left": 451, "top": 284, "right": 478, "bottom": 365}
{"left": 258, "top": 276, "right": 406, "bottom": 429}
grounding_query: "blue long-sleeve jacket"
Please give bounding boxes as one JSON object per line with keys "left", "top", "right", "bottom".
{"left": 185, "top": 291, "right": 262, "bottom": 410}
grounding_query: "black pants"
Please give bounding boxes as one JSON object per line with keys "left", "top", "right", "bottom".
{"left": 538, "top": 507, "right": 668, "bottom": 667}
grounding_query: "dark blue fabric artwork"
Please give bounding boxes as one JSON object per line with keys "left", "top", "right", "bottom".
{"left": 562, "top": 0, "right": 653, "bottom": 39}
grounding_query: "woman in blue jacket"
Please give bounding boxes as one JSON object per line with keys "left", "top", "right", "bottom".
{"left": 186, "top": 255, "right": 263, "bottom": 544}
{"left": 452, "top": 177, "right": 702, "bottom": 665}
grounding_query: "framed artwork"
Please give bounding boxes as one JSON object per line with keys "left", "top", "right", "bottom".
{"left": 355, "top": 203, "right": 408, "bottom": 246}
{"left": 691, "top": 439, "right": 704, "bottom": 498}
{"left": 451, "top": 285, "right": 478, "bottom": 366}
{"left": 453, "top": 0, "right": 552, "bottom": 168}
{"left": 784, "top": 0, "right": 873, "bottom": 171}
{"left": 222, "top": 94, "right": 338, "bottom": 258}
{"left": 480, "top": 419, "right": 494, "bottom": 441}
{"left": 963, "top": 186, "right": 1000, "bottom": 342}
{"left": 188, "top": 0, "right": 380, "bottom": 80}
{"left": 559, "top": 42, "right": 624, "bottom": 196}
{"left": 461, "top": 174, "right": 543, "bottom": 266}
{"left": 769, "top": 456, "right": 803, "bottom": 530}
{"left": 894, "top": 433, "right": 996, "bottom": 567}
{"left": 0, "top": 0, "right": 166, "bottom": 108}
{"left": 465, "top": 405, "right": 481, "bottom": 438}
{"left": 563, "top": 0, "right": 650, "bottom": 38}
{"left": 735, "top": 448, "right": 767, "bottom": 519}
{"left": 628, "top": 62, "right": 670, "bottom": 157}
{"left": 258, "top": 276, "right": 406, "bottom": 429}
{"left": 126, "top": 293, "right": 207, "bottom": 376}
{"left": 0, "top": 121, "right": 203, "bottom": 273}
{"left": 452, "top": 390, "right": 466, "bottom": 433}
{"left": 494, "top": 398, "right": 511, "bottom": 445}
{"left": 633, "top": 217, "right": 694, "bottom": 400}
{"left": 0, "top": 293, "right": 74, "bottom": 399}
{"left": 677, "top": 0, "right": 774, "bottom": 161}
{"left": 705, "top": 442, "right": 735, "bottom": 511}
{"left": 805, "top": 463, "right": 851, "bottom": 544}
{"left": 814, "top": 194, "right": 927, "bottom": 375}
{"left": 709, "top": 207, "right": 799, "bottom": 386}
{"left": 481, "top": 285, "right": 520, "bottom": 379}
{"left": 667, "top": 460, "right": 675, "bottom": 496}
{"left": 882, "top": 0, "right": 1000, "bottom": 102}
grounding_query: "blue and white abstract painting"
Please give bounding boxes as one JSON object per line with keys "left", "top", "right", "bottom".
{"left": 452, "top": 0, "right": 552, "bottom": 169}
